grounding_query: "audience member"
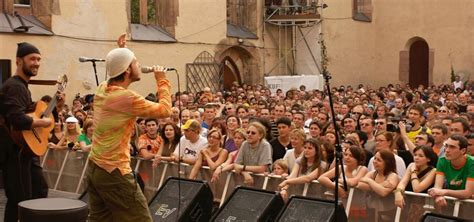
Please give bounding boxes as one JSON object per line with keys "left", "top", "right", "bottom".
{"left": 357, "top": 149, "right": 399, "bottom": 222}
{"left": 394, "top": 146, "right": 437, "bottom": 208}
{"left": 137, "top": 118, "right": 162, "bottom": 160}
{"left": 189, "top": 129, "right": 228, "bottom": 179}
{"left": 319, "top": 146, "right": 368, "bottom": 198}
{"left": 428, "top": 135, "right": 474, "bottom": 207}
{"left": 278, "top": 138, "right": 327, "bottom": 200}
{"left": 270, "top": 117, "right": 293, "bottom": 162}
{"left": 170, "top": 119, "right": 208, "bottom": 164}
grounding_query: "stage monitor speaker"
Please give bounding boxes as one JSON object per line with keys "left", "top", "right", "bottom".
{"left": 422, "top": 213, "right": 473, "bottom": 222}
{"left": 212, "top": 186, "right": 285, "bottom": 222}
{"left": 277, "top": 196, "right": 347, "bottom": 222}
{"left": 149, "top": 177, "right": 213, "bottom": 222}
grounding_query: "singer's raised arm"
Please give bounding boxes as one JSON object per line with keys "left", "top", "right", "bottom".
{"left": 130, "top": 79, "right": 172, "bottom": 118}
{"left": 117, "top": 33, "right": 127, "bottom": 48}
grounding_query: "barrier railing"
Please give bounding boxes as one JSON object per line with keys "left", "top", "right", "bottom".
{"left": 41, "top": 149, "right": 474, "bottom": 221}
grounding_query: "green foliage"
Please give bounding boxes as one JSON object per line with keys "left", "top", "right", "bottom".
{"left": 131, "top": 0, "right": 139, "bottom": 23}
{"left": 131, "top": 0, "right": 156, "bottom": 24}
{"left": 450, "top": 65, "right": 455, "bottom": 83}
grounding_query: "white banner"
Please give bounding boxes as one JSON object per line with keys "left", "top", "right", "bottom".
{"left": 264, "top": 75, "right": 324, "bottom": 94}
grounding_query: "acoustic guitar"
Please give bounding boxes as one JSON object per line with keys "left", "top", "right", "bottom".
{"left": 19, "top": 75, "right": 68, "bottom": 156}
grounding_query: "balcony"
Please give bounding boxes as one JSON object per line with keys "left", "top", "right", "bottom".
{"left": 265, "top": 2, "right": 321, "bottom": 26}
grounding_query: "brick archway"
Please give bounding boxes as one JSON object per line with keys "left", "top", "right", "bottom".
{"left": 221, "top": 56, "right": 242, "bottom": 90}
{"left": 216, "top": 45, "right": 259, "bottom": 85}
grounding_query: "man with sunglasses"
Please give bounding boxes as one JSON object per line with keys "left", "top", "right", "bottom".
{"left": 374, "top": 117, "right": 388, "bottom": 132}
{"left": 224, "top": 103, "right": 236, "bottom": 116}
{"left": 234, "top": 121, "right": 272, "bottom": 185}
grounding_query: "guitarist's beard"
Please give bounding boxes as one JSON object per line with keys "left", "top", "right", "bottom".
{"left": 23, "top": 64, "right": 38, "bottom": 77}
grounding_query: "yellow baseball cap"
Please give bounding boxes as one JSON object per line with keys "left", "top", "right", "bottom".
{"left": 181, "top": 119, "right": 200, "bottom": 131}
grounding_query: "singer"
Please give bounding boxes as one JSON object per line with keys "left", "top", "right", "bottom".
{"left": 86, "top": 34, "right": 172, "bottom": 222}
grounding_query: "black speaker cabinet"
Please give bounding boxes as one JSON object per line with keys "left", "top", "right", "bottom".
{"left": 212, "top": 186, "right": 285, "bottom": 222}
{"left": 421, "top": 213, "right": 473, "bottom": 222}
{"left": 277, "top": 196, "right": 347, "bottom": 222}
{"left": 149, "top": 177, "right": 213, "bottom": 222}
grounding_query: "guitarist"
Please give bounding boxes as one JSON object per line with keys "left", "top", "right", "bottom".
{"left": 0, "top": 42, "right": 61, "bottom": 222}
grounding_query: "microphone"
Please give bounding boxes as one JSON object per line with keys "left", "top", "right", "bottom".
{"left": 141, "top": 66, "right": 176, "bottom": 73}
{"left": 79, "top": 57, "right": 105, "bottom": 62}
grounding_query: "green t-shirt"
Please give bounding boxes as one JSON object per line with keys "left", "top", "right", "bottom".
{"left": 78, "top": 134, "right": 91, "bottom": 145}
{"left": 436, "top": 155, "right": 474, "bottom": 190}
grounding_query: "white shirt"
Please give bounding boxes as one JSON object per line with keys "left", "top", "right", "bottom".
{"left": 453, "top": 80, "right": 464, "bottom": 90}
{"left": 368, "top": 153, "right": 407, "bottom": 178}
{"left": 283, "top": 149, "right": 303, "bottom": 172}
{"left": 173, "top": 136, "right": 208, "bottom": 163}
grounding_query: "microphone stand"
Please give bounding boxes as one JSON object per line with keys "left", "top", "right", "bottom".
{"left": 322, "top": 69, "right": 348, "bottom": 221}
{"left": 318, "top": 4, "right": 347, "bottom": 219}
{"left": 91, "top": 61, "right": 99, "bottom": 86}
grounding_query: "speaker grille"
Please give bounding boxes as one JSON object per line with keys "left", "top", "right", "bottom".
{"left": 151, "top": 179, "right": 199, "bottom": 210}
{"left": 279, "top": 198, "right": 336, "bottom": 222}
{"left": 214, "top": 189, "right": 277, "bottom": 221}
{"left": 149, "top": 178, "right": 213, "bottom": 221}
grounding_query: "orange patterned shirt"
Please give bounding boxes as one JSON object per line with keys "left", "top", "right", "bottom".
{"left": 89, "top": 79, "right": 171, "bottom": 175}
{"left": 137, "top": 134, "right": 163, "bottom": 155}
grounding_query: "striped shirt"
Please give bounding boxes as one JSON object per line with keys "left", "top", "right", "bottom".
{"left": 89, "top": 79, "right": 172, "bottom": 175}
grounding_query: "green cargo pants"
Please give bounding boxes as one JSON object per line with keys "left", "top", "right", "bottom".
{"left": 87, "top": 162, "right": 152, "bottom": 222}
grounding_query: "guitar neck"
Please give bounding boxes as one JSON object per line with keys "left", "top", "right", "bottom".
{"left": 42, "top": 96, "right": 58, "bottom": 118}
{"left": 40, "top": 75, "right": 67, "bottom": 119}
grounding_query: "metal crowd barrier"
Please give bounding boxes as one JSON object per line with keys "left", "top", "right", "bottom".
{"left": 41, "top": 149, "right": 474, "bottom": 221}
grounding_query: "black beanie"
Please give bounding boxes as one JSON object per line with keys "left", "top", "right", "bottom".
{"left": 16, "top": 42, "right": 40, "bottom": 58}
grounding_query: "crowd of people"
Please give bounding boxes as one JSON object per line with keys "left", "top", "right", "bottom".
{"left": 2, "top": 36, "right": 472, "bottom": 222}
{"left": 46, "top": 77, "right": 474, "bottom": 221}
